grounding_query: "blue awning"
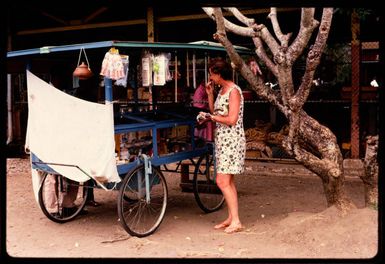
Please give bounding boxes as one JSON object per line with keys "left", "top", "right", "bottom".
{"left": 7, "top": 40, "right": 253, "bottom": 58}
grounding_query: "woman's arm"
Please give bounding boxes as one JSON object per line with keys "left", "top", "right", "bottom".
{"left": 212, "top": 88, "right": 240, "bottom": 126}
{"left": 206, "top": 81, "right": 215, "bottom": 114}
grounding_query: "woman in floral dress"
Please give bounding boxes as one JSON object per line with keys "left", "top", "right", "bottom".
{"left": 203, "top": 57, "right": 246, "bottom": 234}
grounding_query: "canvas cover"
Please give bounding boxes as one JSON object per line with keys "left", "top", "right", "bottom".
{"left": 25, "top": 71, "right": 120, "bottom": 200}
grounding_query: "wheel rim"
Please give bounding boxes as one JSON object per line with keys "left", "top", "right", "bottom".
{"left": 193, "top": 153, "right": 224, "bottom": 213}
{"left": 118, "top": 165, "right": 167, "bottom": 237}
{"left": 38, "top": 172, "right": 89, "bottom": 223}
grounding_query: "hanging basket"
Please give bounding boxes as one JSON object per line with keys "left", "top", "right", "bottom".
{"left": 73, "top": 48, "right": 93, "bottom": 80}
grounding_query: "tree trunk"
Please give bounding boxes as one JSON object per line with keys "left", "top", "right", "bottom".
{"left": 290, "top": 111, "right": 355, "bottom": 212}
{"left": 360, "top": 135, "right": 379, "bottom": 207}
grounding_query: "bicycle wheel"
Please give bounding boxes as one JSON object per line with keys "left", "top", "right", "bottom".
{"left": 38, "top": 172, "right": 89, "bottom": 223}
{"left": 117, "top": 165, "right": 167, "bottom": 237}
{"left": 193, "top": 152, "right": 224, "bottom": 213}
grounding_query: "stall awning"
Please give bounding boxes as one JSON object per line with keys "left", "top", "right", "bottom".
{"left": 7, "top": 40, "right": 253, "bottom": 58}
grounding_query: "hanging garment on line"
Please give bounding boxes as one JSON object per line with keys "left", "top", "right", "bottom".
{"left": 115, "top": 55, "right": 129, "bottom": 87}
{"left": 100, "top": 50, "right": 125, "bottom": 80}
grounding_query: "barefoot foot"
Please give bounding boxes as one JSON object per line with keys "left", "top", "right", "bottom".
{"left": 224, "top": 223, "right": 244, "bottom": 234}
{"left": 214, "top": 220, "right": 231, "bottom": 230}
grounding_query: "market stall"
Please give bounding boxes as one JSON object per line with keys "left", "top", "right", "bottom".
{"left": 7, "top": 40, "right": 253, "bottom": 237}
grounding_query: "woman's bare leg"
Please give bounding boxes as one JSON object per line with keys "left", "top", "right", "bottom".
{"left": 215, "top": 173, "right": 242, "bottom": 231}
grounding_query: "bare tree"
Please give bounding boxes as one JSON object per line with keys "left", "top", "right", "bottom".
{"left": 203, "top": 7, "right": 356, "bottom": 212}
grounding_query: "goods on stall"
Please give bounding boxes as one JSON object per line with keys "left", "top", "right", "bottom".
{"left": 153, "top": 54, "right": 167, "bottom": 86}
{"left": 100, "top": 48, "right": 125, "bottom": 80}
{"left": 141, "top": 52, "right": 153, "bottom": 87}
{"left": 73, "top": 47, "right": 93, "bottom": 80}
{"left": 73, "top": 62, "right": 93, "bottom": 80}
{"left": 245, "top": 121, "right": 273, "bottom": 159}
{"left": 245, "top": 121, "right": 293, "bottom": 159}
{"left": 115, "top": 55, "right": 129, "bottom": 87}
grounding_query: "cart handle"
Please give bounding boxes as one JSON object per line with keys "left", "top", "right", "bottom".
{"left": 32, "top": 160, "right": 109, "bottom": 190}
{"left": 32, "top": 161, "right": 91, "bottom": 179}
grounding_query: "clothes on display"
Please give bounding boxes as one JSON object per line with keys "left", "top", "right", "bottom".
{"left": 115, "top": 55, "right": 129, "bottom": 87}
{"left": 100, "top": 48, "right": 125, "bottom": 80}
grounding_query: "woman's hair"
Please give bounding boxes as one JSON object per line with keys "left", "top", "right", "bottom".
{"left": 208, "top": 57, "right": 233, "bottom": 81}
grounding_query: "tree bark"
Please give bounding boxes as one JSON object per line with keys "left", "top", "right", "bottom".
{"left": 360, "top": 135, "right": 379, "bottom": 207}
{"left": 294, "top": 111, "right": 355, "bottom": 211}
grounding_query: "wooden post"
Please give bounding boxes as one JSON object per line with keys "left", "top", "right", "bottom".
{"left": 147, "top": 6, "right": 154, "bottom": 43}
{"left": 175, "top": 52, "right": 178, "bottom": 103}
{"left": 179, "top": 163, "right": 193, "bottom": 192}
{"left": 350, "top": 10, "right": 360, "bottom": 158}
{"left": 181, "top": 164, "right": 190, "bottom": 183}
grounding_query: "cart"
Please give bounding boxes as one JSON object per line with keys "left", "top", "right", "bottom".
{"left": 7, "top": 40, "right": 252, "bottom": 237}
{"left": 34, "top": 108, "right": 221, "bottom": 237}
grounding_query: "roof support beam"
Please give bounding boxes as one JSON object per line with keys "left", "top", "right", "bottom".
{"left": 16, "top": 8, "right": 299, "bottom": 36}
{"left": 37, "top": 8, "right": 68, "bottom": 26}
{"left": 84, "top": 7, "right": 109, "bottom": 23}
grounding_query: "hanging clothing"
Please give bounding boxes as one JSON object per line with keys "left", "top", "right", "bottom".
{"left": 115, "top": 55, "right": 129, "bottom": 87}
{"left": 100, "top": 50, "right": 125, "bottom": 80}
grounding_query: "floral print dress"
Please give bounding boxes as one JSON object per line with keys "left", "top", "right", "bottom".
{"left": 214, "top": 85, "right": 246, "bottom": 174}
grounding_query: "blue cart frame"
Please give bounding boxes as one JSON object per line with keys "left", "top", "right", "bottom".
{"left": 7, "top": 40, "right": 253, "bottom": 237}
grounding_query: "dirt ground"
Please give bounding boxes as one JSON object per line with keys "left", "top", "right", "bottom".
{"left": 5, "top": 157, "right": 379, "bottom": 261}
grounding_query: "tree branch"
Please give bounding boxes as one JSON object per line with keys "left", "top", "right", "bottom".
{"left": 252, "top": 38, "right": 278, "bottom": 77}
{"left": 211, "top": 9, "right": 285, "bottom": 112}
{"left": 287, "top": 8, "right": 319, "bottom": 65}
{"left": 213, "top": 8, "right": 226, "bottom": 35}
{"left": 268, "top": 7, "right": 292, "bottom": 47}
{"left": 290, "top": 8, "right": 334, "bottom": 111}
{"left": 216, "top": 32, "right": 285, "bottom": 112}
{"left": 203, "top": 7, "right": 280, "bottom": 56}
{"left": 293, "top": 144, "right": 338, "bottom": 180}
{"left": 224, "top": 7, "right": 254, "bottom": 26}
{"left": 202, "top": 7, "right": 256, "bottom": 37}
{"left": 223, "top": 7, "right": 278, "bottom": 76}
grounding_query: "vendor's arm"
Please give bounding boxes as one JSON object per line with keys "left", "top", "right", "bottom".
{"left": 211, "top": 88, "right": 240, "bottom": 126}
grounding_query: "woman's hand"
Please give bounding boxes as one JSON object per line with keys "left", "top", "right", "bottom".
{"left": 205, "top": 81, "right": 214, "bottom": 96}
{"left": 197, "top": 111, "right": 212, "bottom": 124}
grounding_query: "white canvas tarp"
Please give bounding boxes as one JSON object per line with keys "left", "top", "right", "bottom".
{"left": 25, "top": 70, "right": 120, "bottom": 200}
